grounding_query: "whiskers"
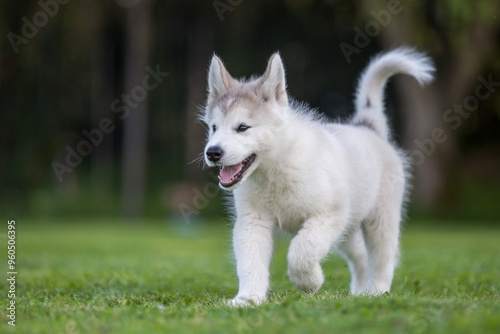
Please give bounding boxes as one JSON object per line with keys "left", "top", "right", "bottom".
{"left": 189, "top": 152, "right": 208, "bottom": 169}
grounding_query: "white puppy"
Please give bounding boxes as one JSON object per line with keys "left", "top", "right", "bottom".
{"left": 202, "top": 48, "right": 434, "bottom": 306}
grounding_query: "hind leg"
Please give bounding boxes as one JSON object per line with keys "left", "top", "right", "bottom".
{"left": 362, "top": 209, "right": 401, "bottom": 295}
{"left": 336, "top": 227, "right": 368, "bottom": 295}
{"left": 362, "top": 166, "right": 406, "bottom": 295}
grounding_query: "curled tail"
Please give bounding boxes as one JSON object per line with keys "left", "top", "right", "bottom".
{"left": 351, "top": 47, "right": 435, "bottom": 139}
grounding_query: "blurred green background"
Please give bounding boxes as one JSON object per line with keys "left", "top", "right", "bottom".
{"left": 1, "top": 0, "right": 499, "bottom": 222}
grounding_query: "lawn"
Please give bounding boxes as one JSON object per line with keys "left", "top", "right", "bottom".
{"left": 1, "top": 218, "right": 499, "bottom": 333}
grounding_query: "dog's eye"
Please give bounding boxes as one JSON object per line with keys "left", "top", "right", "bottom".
{"left": 236, "top": 124, "right": 250, "bottom": 133}
{"left": 212, "top": 125, "right": 217, "bottom": 132}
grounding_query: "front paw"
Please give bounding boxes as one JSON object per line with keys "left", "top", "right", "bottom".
{"left": 288, "top": 262, "right": 324, "bottom": 293}
{"left": 227, "top": 295, "right": 265, "bottom": 307}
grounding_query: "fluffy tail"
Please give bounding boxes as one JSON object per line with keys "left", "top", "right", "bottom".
{"left": 351, "top": 47, "right": 435, "bottom": 139}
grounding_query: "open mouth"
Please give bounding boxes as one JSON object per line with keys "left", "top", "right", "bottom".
{"left": 218, "top": 154, "right": 256, "bottom": 188}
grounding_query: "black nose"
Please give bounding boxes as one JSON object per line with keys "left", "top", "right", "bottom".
{"left": 206, "top": 146, "right": 223, "bottom": 162}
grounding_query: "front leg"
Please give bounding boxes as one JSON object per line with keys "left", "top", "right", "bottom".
{"left": 229, "top": 214, "right": 274, "bottom": 307}
{"left": 287, "top": 216, "right": 344, "bottom": 293}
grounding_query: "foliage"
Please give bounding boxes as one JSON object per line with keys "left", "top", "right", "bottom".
{"left": 1, "top": 1, "right": 499, "bottom": 216}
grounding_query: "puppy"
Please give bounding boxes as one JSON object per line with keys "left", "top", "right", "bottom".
{"left": 202, "top": 48, "right": 434, "bottom": 306}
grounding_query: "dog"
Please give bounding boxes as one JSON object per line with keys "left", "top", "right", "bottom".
{"left": 202, "top": 48, "right": 434, "bottom": 306}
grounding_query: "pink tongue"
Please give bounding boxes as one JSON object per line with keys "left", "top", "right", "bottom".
{"left": 220, "top": 163, "right": 243, "bottom": 183}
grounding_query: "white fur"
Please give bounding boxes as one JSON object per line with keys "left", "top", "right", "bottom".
{"left": 202, "top": 48, "right": 434, "bottom": 306}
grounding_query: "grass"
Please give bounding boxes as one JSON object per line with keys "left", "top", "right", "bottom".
{"left": 1, "top": 218, "right": 499, "bottom": 333}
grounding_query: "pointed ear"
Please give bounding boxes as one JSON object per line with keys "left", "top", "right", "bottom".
{"left": 207, "top": 55, "right": 236, "bottom": 104}
{"left": 260, "top": 53, "right": 288, "bottom": 105}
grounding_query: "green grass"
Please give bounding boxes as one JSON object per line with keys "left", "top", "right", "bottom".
{"left": 1, "top": 218, "right": 499, "bottom": 333}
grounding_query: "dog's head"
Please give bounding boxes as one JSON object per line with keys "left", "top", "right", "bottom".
{"left": 202, "top": 53, "right": 289, "bottom": 190}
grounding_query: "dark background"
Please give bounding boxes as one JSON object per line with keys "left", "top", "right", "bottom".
{"left": 1, "top": 0, "right": 499, "bottom": 222}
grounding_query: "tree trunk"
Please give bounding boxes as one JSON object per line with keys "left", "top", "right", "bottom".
{"left": 90, "top": 3, "right": 115, "bottom": 210}
{"left": 184, "top": 21, "right": 214, "bottom": 182}
{"left": 164, "top": 21, "right": 215, "bottom": 220}
{"left": 394, "top": 78, "right": 459, "bottom": 209}
{"left": 121, "top": 0, "right": 152, "bottom": 217}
